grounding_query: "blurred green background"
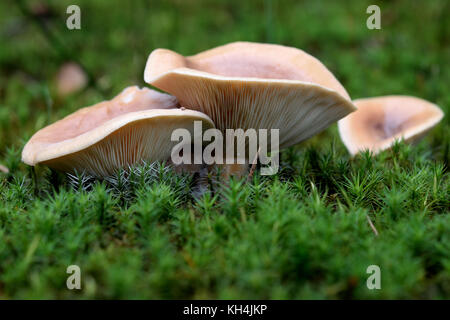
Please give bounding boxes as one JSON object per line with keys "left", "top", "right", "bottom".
{"left": 0, "top": 0, "right": 448, "bottom": 299}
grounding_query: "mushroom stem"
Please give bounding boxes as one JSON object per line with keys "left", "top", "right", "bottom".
{"left": 219, "top": 163, "right": 248, "bottom": 180}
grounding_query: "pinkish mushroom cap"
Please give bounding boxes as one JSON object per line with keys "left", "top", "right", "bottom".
{"left": 338, "top": 95, "right": 444, "bottom": 156}
{"left": 22, "top": 86, "right": 214, "bottom": 176}
{"left": 144, "top": 42, "right": 356, "bottom": 150}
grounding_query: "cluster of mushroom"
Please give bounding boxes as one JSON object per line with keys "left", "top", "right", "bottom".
{"left": 22, "top": 42, "right": 444, "bottom": 177}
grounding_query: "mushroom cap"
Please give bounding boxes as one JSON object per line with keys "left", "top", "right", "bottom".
{"left": 56, "top": 62, "right": 88, "bottom": 96}
{"left": 0, "top": 164, "right": 9, "bottom": 174}
{"left": 338, "top": 95, "right": 444, "bottom": 156}
{"left": 144, "top": 41, "right": 356, "bottom": 150}
{"left": 22, "top": 86, "right": 214, "bottom": 177}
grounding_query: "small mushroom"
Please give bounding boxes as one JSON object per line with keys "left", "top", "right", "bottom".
{"left": 144, "top": 42, "right": 356, "bottom": 150}
{"left": 338, "top": 95, "right": 444, "bottom": 156}
{"left": 56, "top": 62, "right": 88, "bottom": 96}
{"left": 22, "top": 86, "right": 214, "bottom": 177}
{"left": 0, "top": 164, "right": 9, "bottom": 174}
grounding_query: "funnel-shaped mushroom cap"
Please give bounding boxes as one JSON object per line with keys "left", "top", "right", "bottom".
{"left": 338, "top": 96, "right": 444, "bottom": 156}
{"left": 22, "top": 86, "right": 214, "bottom": 177}
{"left": 144, "top": 42, "right": 356, "bottom": 149}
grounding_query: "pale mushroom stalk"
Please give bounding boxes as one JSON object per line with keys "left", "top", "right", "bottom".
{"left": 338, "top": 95, "right": 444, "bottom": 156}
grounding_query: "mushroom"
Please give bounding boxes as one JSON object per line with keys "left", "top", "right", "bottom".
{"left": 144, "top": 41, "right": 356, "bottom": 151}
{"left": 338, "top": 95, "right": 444, "bottom": 156}
{"left": 56, "top": 62, "right": 88, "bottom": 96}
{"left": 22, "top": 86, "right": 214, "bottom": 177}
{"left": 0, "top": 164, "right": 9, "bottom": 174}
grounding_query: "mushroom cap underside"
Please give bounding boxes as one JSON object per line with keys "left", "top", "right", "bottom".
{"left": 338, "top": 95, "right": 444, "bottom": 156}
{"left": 22, "top": 86, "right": 214, "bottom": 176}
{"left": 22, "top": 86, "right": 178, "bottom": 165}
{"left": 23, "top": 109, "right": 215, "bottom": 176}
{"left": 145, "top": 69, "right": 356, "bottom": 150}
{"left": 144, "top": 42, "right": 356, "bottom": 150}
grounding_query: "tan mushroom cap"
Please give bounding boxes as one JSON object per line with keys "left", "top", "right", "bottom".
{"left": 144, "top": 41, "right": 356, "bottom": 150}
{"left": 22, "top": 86, "right": 214, "bottom": 177}
{"left": 0, "top": 164, "right": 9, "bottom": 174}
{"left": 338, "top": 95, "right": 444, "bottom": 156}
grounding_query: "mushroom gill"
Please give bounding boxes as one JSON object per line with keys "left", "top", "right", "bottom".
{"left": 338, "top": 95, "right": 444, "bottom": 156}
{"left": 22, "top": 86, "right": 214, "bottom": 177}
{"left": 144, "top": 41, "right": 356, "bottom": 150}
